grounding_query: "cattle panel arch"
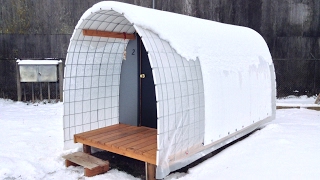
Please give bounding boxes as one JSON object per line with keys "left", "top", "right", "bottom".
{"left": 63, "top": 8, "right": 205, "bottom": 178}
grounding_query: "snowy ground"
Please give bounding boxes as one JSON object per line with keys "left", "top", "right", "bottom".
{"left": 0, "top": 97, "right": 319, "bottom": 180}
{"left": 277, "top": 95, "right": 319, "bottom": 107}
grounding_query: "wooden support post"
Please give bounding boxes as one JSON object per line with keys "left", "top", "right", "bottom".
{"left": 32, "top": 82, "right": 35, "bottom": 103}
{"left": 83, "top": 144, "right": 91, "bottom": 154}
{"left": 48, "top": 82, "right": 51, "bottom": 101}
{"left": 16, "top": 62, "right": 22, "bottom": 101}
{"left": 145, "top": 163, "right": 156, "bottom": 180}
{"left": 55, "top": 82, "right": 58, "bottom": 102}
{"left": 59, "top": 61, "right": 64, "bottom": 102}
{"left": 315, "top": 93, "right": 320, "bottom": 104}
{"left": 39, "top": 82, "right": 43, "bottom": 101}
{"left": 23, "top": 83, "right": 26, "bottom": 102}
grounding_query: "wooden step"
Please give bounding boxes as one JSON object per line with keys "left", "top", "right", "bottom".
{"left": 63, "top": 152, "right": 109, "bottom": 177}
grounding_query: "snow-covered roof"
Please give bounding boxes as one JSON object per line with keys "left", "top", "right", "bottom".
{"left": 17, "top": 60, "right": 61, "bottom": 65}
{"left": 76, "top": 1, "right": 272, "bottom": 65}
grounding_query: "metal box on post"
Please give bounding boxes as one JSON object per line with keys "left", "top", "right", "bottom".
{"left": 16, "top": 59, "right": 62, "bottom": 102}
{"left": 19, "top": 64, "right": 58, "bottom": 82}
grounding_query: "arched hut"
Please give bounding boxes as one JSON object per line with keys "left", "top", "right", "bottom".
{"left": 63, "top": 1, "right": 276, "bottom": 179}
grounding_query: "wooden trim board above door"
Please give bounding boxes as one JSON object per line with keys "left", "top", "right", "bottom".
{"left": 82, "top": 29, "right": 135, "bottom": 39}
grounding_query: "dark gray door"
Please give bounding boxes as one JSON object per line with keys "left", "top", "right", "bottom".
{"left": 119, "top": 39, "right": 139, "bottom": 126}
{"left": 139, "top": 38, "right": 157, "bottom": 129}
{"left": 119, "top": 36, "right": 157, "bottom": 129}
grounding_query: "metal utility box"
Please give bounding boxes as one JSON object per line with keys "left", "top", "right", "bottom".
{"left": 18, "top": 60, "right": 59, "bottom": 82}
{"left": 16, "top": 59, "right": 63, "bottom": 102}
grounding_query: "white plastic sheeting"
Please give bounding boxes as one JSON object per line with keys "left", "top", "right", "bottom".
{"left": 135, "top": 27, "right": 205, "bottom": 169}
{"left": 63, "top": 1, "right": 276, "bottom": 179}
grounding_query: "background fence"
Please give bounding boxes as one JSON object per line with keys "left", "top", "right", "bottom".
{"left": 1, "top": 0, "right": 320, "bottom": 101}
{"left": 0, "top": 59, "right": 63, "bottom": 102}
{"left": 0, "top": 59, "right": 17, "bottom": 100}
{"left": 274, "top": 59, "right": 320, "bottom": 98}
{"left": 1, "top": 58, "right": 319, "bottom": 101}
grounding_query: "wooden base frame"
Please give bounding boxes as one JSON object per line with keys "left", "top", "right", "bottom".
{"left": 73, "top": 124, "right": 157, "bottom": 179}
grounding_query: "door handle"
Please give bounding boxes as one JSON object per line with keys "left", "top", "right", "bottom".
{"left": 140, "top": 74, "right": 145, "bottom": 78}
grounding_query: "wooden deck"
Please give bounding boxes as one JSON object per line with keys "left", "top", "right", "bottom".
{"left": 74, "top": 124, "right": 157, "bottom": 165}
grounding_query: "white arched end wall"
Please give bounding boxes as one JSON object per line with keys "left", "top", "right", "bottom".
{"left": 63, "top": 10, "right": 134, "bottom": 147}
{"left": 63, "top": 8, "right": 205, "bottom": 178}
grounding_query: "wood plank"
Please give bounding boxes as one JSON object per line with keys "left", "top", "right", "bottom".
{"left": 84, "top": 165, "right": 109, "bottom": 177}
{"left": 276, "top": 106, "right": 300, "bottom": 109}
{"left": 83, "top": 29, "right": 135, "bottom": 40}
{"left": 75, "top": 136, "right": 156, "bottom": 164}
{"left": 98, "top": 128, "right": 149, "bottom": 144}
{"left": 118, "top": 135, "right": 155, "bottom": 150}
{"left": 107, "top": 130, "right": 154, "bottom": 148}
{"left": 96, "top": 128, "right": 151, "bottom": 145}
{"left": 110, "top": 130, "right": 156, "bottom": 148}
{"left": 88, "top": 126, "right": 142, "bottom": 143}
{"left": 75, "top": 124, "right": 129, "bottom": 138}
{"left": 143, "top": 148, "right": 157, "bottom": 158}
{"left": 65, "top": 160, "right": 79, "bottom": 167}
{"left": 120, "top": 135, "right": 156, "bottom": 151}
{"left": 134, "top": 143, "right": 157, "bottom": 155}
{"left": 63, "top": 152, "right": 109, "bottom": 170}
{"left": 306, "top": 107, "right": 320, "bottom": 111}
{"left": 75, "top": 124, "right": 130, "bottom": 141}
{"left": 63, "top": 152, "right": 109, "bottom": 177}
{"left": 276, "top": 106, "right": 320, "bottom": 111}
{"left": 73, "top": 124, "right": 157, "bottom": 165}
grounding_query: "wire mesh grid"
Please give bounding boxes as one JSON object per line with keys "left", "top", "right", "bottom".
{"left": 139, "top": 28, "right": 205, "bottom": 163}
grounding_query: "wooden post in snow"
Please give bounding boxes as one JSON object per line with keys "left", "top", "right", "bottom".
{"left": 315, "top": 93, "right": 320, "bottom": 104}
{"left": 59, "top": 60, "right": 64, "bottom": 102}
{"left": 39, "top": 82, "right": 43, "bottom": 101}
{"left": 48, "top": 82, "right": 51, "bottom": 101}
{"left": 16, "top": 61, "right": 22, "bottom": 101}
{"left": 32, "top": 82, "right": 35, "bottom": 103}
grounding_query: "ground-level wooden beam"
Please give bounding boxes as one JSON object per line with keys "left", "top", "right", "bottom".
{"left": 276, "top": 106, "right": 300, "bottom": 109}
{"left": 306, "top": 106, "right": 320, "bottom": 111}
{"left": 83, "top": 29, "right": 135, "bottom": 40}
{"left": 145, "top": 162, "right": 156, "bottom": 180}
{"left": 276, "top": 106, "right": 320, "bottom": 111}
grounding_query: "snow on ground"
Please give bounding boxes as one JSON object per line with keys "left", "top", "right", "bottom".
{"left": 0, "top": 97, "right": 320, "bottom": 180}
{"left": 277, "top": 95, "right": 319, "bottom": 107}
{"left": 0, "top": 99, "right": 138, "bottom": 180}
{"left": 166, "top": 108, "right": 320, "bottom": 180}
